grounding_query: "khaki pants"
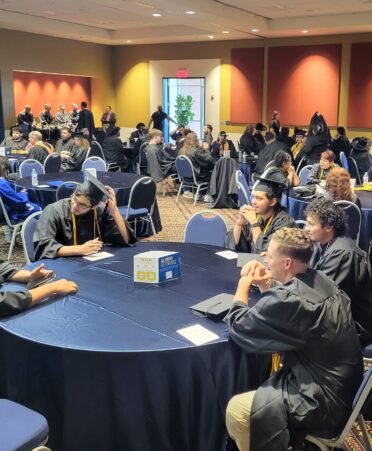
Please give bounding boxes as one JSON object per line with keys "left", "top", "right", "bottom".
{"left": 226, "top": 391, "right": 256, "bottom": 451}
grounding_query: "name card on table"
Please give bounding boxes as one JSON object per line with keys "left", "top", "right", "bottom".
{"left": 134, "top": 251, "right": 181, "bottom": 283}
{"left": 177, "top": 324, "right": 219, "bottom": 346}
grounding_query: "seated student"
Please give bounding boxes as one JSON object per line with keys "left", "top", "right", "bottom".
{"left": 0, "top": 259, "right": 78, "bottom": 317}
{"left": 55, "top": 104, "right": 72, "bottom": 131}
{"left": 253, "top": 123, "right": 266, "bottom": 151}
{"left": 182, "top": 133, "right": 214, "bottom": 181}
{"left": 276, "top": 126, "right": 294, "bottom": 153}
{"left": 266, "top": 150, "right": 300, "bottom": 187}
{"left": 69, "top": 103, "right": 80, "bottom": 132}
{"left": 1, "top": 127, "right": 28, "bottom": 151}
{"left": 330, "top": 126, "right": 351, "bottom": 162}
{"left": 0, "top": 156, "right": 40, "bottom": 242}
{"left": 145, "top": 129, "right": 177, "bottom": 187}
{"left": 225, "top": 227, "right": 363, "bottom": 451}
{"left": 239, "top": 125, "right": 258, "bottom": 155}
{"left": 350, "top": 137, "right": 372, "bottom": 180}
{"left": 324, "top": 167, "right": 361, "bottom": 206}
{"left": 26, "top": 131, "right": 53, "bottom": 164}
{"left": 33, "top": 181, "right": 136, "bottom": 260}
{"left": 170, "top": 124, "right": 186, "bottom": 144}
{"left": 60, "top": 132, "right": 90, "bottom": 172}
{"left": 305, "top": 198, "right": 372, "bottom": 346}
{"left": 102, "top": 126, "right": 128, "bottom": 171}
{"left": 253, "top": 132, "right": 286, "bottom": 178}
{"left": 55, "top": 126, "right": 74, "bottom": 154}
{"left": 17, "top": 105, "right": 36, "bottom": 137}
{"left": 290, "top": 129, "right": 306, "bottom": 168}
{"left": 129, "top": 122, "right": 146, "bottom": 144}
{"left": 211, "top": 131, "right": 237, "bottom": 159}
{"left": 306, "top": 149, "right": 338, "bottom": 185}
{"left": 226, "top": 175, "right": 295, "bottom": 253}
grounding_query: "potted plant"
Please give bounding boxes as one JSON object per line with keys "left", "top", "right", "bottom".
{"left": 174, "top": 94, "right": 195, "bottom": 127}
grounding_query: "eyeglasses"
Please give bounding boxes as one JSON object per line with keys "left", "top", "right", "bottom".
{"left": 71, "top": 194, "right": 92, "bottom": 211}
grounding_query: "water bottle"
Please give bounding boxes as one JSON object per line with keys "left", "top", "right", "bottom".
{"left": 363, "top": 172, "right": 369, "bottom": 186}
{"left": 238, "top": 150, "right": 242, "bottom": 163}
{"left": 242, "top": 152, "right": 247, "bottom": 164}
{"left": 31, "top": 169, "right": 38, "bottom": 186}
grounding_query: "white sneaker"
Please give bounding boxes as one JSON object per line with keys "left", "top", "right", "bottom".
{"left": 203, "top": 194, "right": 212, "bottom": 202}
{"left": 183, "top": 191, "right": 193, "bottom": 198}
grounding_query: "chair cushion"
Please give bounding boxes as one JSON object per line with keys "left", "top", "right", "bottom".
{"left": 0, "top": 399, "right": 49, "bottom": 451}
{"left": 119, "top": 206, "right": 149, "bottom": 218}
{"left": 363, "top": 344, "right": 372, "bottom": 358}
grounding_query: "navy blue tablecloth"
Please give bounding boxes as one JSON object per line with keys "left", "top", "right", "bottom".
{"left": 8, "top": 154, "right": 27, "bottom": 173}
{"left": 284, "top": 191, "right": 372, "bottom": 251}
{"left": 238, "top": 159, "right": 256, "bottom": 184}
{"left": 15, "top": 172, "right": 162, "bottom": 236}
{"left": 0, "top": 243, "right": 269, "bottom": 451}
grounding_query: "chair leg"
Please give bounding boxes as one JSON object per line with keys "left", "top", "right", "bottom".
{"left": 357, "top": 415, "right": 372, "bottom": 451}
{"left": 176, "top": 182, "right": 183, "bottom": 204}
{"left": 194, "top": 185, "right": 200, "bottom": 206}
{"left": 305, "top": 436, "right": 329, "bottom": 451}
{"left": 7, "top": 225, "right": 20, "bottom": 260}
{"left": 149, "top": 215, "right": 158, "bottom": 242}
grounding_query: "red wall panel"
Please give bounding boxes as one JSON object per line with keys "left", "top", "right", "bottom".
{"left": 347, "top": 43, "right": 372, "bottom": 128}
{"left": 230, "top": 47, "right": 264, "bottom": 124}
{"left": 267, "top": 45, "right": 341, "bottom": 127}
{"left": 13, "top": 71, "right": 91, "bottom": 118}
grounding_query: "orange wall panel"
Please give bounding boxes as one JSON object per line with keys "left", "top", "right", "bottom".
{"left": 267, "top": 45, "right": 341, "bottom": 127}
{"left": 230, "top": 48, "right": 264, "bottom": 124}
{"left": 347, "top": 43, "right": 372, "bottom": 128}
{"left": 13, "top": 71, "right": 91, "bottom": 118}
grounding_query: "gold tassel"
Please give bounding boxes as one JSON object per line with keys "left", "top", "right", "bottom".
{"left": 271, "top": 353, "right": 281, "bottom": 374}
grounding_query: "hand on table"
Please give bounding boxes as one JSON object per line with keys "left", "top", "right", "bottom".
{"left": 28, "top": 264, "right": 53, "bottom": 282}
{"left": 50, "top": 279, "right": 78, "bottom": 295}
{"left": 241, "top": 261, "right": 272, "bottom": 291}
{"left": 80, "top": 238, "right": 102, "bottom": 255}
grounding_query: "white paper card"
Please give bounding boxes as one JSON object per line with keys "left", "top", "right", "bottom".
{"left": 83, "top": 252, "right": 114, "bottom": 261}
{"left": 177, "top": 324, "right": 219, "bottom": 346}
{"left": 215, "top": 250, "right": 238, "bottom": 260}
{"left": 36, "top": 184, "right": 50, "bottom": 188}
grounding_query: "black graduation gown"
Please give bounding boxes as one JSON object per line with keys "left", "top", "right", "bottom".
{"left": 351, "top": 149, "right": 372, "bottom": 179}
{"left": 0, "top": 260, "right": 32, "bottom": 317}
{"left": 60, "top": 145, "right": 88, "bottom": 172}
{"left": 253, "top": 140, "right": 287, "bottom": 176}
{"left": 226, "top": 269, "right": 363, "bottom": 451}
{"left": 226, "top": 209, "right": 295, "bottom": 254}
{"left": 77, "top": 109, "right": 95, "bottom": 138}
{"left": 301, "top": 113, "right": 330, "bottom": 164}
{"left": 146, "top": 144, "right": 177, "bottom": 182}
{"left": 330, "top": 136, "right": 351, "bottom": 161}
{"left": 311, "top": 236, "right": 372, "bottom": 346}
{"left": 187, "top": 146, "right": 214, "bottom": 180}
{"left": 239, "top": 133, "right": 258, "bottom": 155}
{"left": 0, "top": 137, "right": 28, "bottom": 151}
{"left": 306, "top": 163, "right": 338, "bottom": 185}
{"left": 33, "top": 199, "right": 136, "bottom": 260}
{"left": 102, "top": 136, "right": 128, "bottom": 168}
{"left": 26, "top": 145, "right": 49, "bottom": 164}
{"left": 55, "top": 138, "right": 74, "bottom": 154}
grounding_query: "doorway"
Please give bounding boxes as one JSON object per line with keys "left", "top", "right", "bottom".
{"left": 162, "top": 77, "right": 205, "bottom": 142}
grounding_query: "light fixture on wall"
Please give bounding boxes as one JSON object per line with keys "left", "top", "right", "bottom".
{"left": 251, "top": 29, "right": 259, "bottom": 32}
{"left": 302, "top": 30, "right": 309, "bottom": 33}
{"left": 126, "top": 40, "right": 132, "bottom": 43}
{"left": 153, "top": 13, "right": 162, "bottom": 17}
{"left": 186, "top": 11, "right": 195, "bottom": 14}
{"left": 222, "top": 31, "right": 230, "bottom": 34}
{"left": 208, "top": 35, "right": 214, "bottom": 39}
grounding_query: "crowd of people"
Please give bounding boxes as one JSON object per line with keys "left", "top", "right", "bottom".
{"left": 0, "top": 102, "right": 372, "bottom": 451}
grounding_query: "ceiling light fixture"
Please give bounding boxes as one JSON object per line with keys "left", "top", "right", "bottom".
{"left": 208, "top": 35, "right": 214, "bottom": 39}
{"left": 152, "top": 13, "right": 162, "bottom": 17}
{"left": 222, "top": 31, "right": 230, "bottom": 34}
{"left": 251, "top": 29, "right": 259, "bottom": 32}
{"left": 186, "top": 11, "right": 195, "bottom": 14}
{"left": 126, "top": 40, "right": 132, "bottom": 43}
{"left": 302, "top": 29, "right": 309, "bottom": 33}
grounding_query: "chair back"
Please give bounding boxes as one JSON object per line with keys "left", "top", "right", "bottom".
{"left": 295, "top": 219, "right": 307, "bottom": 229}
{"left": 295, "top": 157, "right": 306, "bottom": 174}
{"left": 236, "top": 182, "right": 249, "bottom": 207}
{"left": 56, "top": 181, "right": 80, "bottom": 201}
{"left": 137, "top": 143, "right": 148, "bottom": 174}
{"left": 19, "top": 159, "right": 45, "bottom": 178}
{"left": 44, "top": 153, "right": 61, "bottom": 173}
{"left": 334, "top": 200, "right": 362, "bottom": 244}
{"left": 298, "top": 165, "right": 312, "bottom": 185}
{"left": 184, "top": 210, "right": 228, "bottom": 247}
{"left": 89, "top": 140, "right": 105, "bottom": 160}
{"left": 236, "top": 170, "right": 250, "bottom": 196}
{"left": 21, "top": 211, "right": 42, "bottom": 264}
{"left": 264, "top": 160, "right": 275, "bottom": 172}
{"left": 82, "top": 156, "right": 107, "bottom": 172}
{"left": 340, "top": 151, "right": 349, "bottom": 172}
{"left": 176, "top": 155, "right": 197, "bottom": 183}
{"left": 348, "top": 156, "right": 363, "bottom": 185}
{"left": 126, "top": 176, "right": 156, "bottom": 217}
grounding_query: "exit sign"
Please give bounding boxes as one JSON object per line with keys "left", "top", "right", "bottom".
{"left": 177, "top": 69, "right": 188, "bottom": 78}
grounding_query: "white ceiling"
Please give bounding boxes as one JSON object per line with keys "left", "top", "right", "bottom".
{"left": 0, "top": 0, "right": 371, "bottom": 45}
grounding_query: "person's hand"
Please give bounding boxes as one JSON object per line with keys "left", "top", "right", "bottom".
{"left": 50, "top": 279, "right": 78, "bottom": 295}
{"left": 250, "top": 265, "right": 272, "bottom": 291}
{"left": 105, "top": 186, "right": 117, "bottom": 212}
{"left": 240, "top": 260, "right": 265, "bottom": 277}
{"left": 29, "top": 264, "right": 53, "bottom": 282}
{"left": 202, "top": 141, "right": 210, "bottom": 150}
{"left": 240, "top": 205, "right": 258, "bottom": 225}
{"left": 79, "top": 238, "right": 102, "bottom": 255}
{"left": 288, "top": 165, "right": 296, "bottom": 174}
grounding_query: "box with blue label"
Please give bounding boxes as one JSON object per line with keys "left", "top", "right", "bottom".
{"left": 134, "top": 251, "right": 181, "bottom": 283}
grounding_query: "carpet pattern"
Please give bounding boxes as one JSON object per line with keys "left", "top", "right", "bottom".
{"left": 0, "top": 185, "right": 371, "bottom": 450}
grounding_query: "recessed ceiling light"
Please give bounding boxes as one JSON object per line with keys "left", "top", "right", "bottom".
{"left": 302, "top": 29, "right": 309, "bottom": 33}
{"left": 152, "top": 13, "right": 162, "bottom": 17}
{"left": 251, "top": 29, "right": 259, "bottom": 32}
{"left": 186, "top": 11, "right": 195, "bottom": 14}
{"left": 208, "top": 35, "right": 214, "bottom": 39}
{"left": 222, "top": 30, "right": 230, "bottom": 34}
{"left": 126, "top": 40, "right": 132, "bottom": 43}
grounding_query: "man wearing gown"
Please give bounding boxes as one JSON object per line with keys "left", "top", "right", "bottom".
{"left": 225, "top": 227, "right": 363, "bottom": 451}
{"left": 60, "top": 132, "right": 89, "bottom": 172}
{"left": 145, "top": 129, "right": 177, "bottom": 184}
{"left": 26, "top": 131, "right": 52, "bottom": 164}
{"left": 305, "top": 198, "right": 372, "bottom": 346}
{"left": 77, "top": 101, "right": 95, "bottom": 139}
{"left": 0, "top": 259, "right": 77, "bottom": 317}
{"left": 17, "top": 105, "right": 35, "bottom": 137}
{"left": 226, "top": 174, "right": 295, "bottom": 254}
{"left": 55, "top": 127, "right": 74, "bottom": 154}
{"left": 33, "top": 181, "right": 136, "bottom": 260}
{"left": 102, "top": 126, "right": 128, "bottom": 171}
{"left": 0, "top": 127, "right": 28, "bottom": 151}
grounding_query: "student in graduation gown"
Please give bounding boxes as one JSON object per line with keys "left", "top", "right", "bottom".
{"left": 306, "top": 150, "right": 338, "bottom": 185}
{"left": 226, "top": 174, "right": 295, "bottom": 254}
{"left": 350, "top": 137, "right": 372, "bottom": 180}
{"left": 182, "top": 134, "right": 214, "bottom": 182}
{"left": 225, "top": 227, "right": 363, "bottom": 451}
{"left": 60, "top": 132, "right": 89, "bottom": 172}
{"left": 26, "top": 131, "right": 53, "bottom": 164}
{"left": 55, "top": 126, "right": 74, "bottom": 154}
{"left": 265, "top": 150, "right": 300, "bottom": 187}
{"left": 102, "top": 126, "right": 128, "bottom": 171}
{"left": 1, "top": 127, "right": 28, "bottom": 151}
{"left": 77, "top": 101, "right": 95, "bottom": 139}
{"left": 33, "top": 181, "right": 136, "bottom": 260}
{"left": 301, "top": 111, "right": 330, "bottom": 164}
{"left": 0, "top": 259, "right": 78, "bottom": 317}
{"left": 145, "top": 129, "right": 177, "bottom": 184}
{"left": 305, "top": 198, "right": 372, "bottom": 346}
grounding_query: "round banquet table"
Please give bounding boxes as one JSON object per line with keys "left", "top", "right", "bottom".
{"left": 284, "top": 190, "right": 372, "bottom": 251}
{"left": 0, "top": 242, "right": 269, "bottom": 451}
{"left": 15, "top": 172, "right": 162, "bottom": 236}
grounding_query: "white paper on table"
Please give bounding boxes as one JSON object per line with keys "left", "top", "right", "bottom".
{"left": 177, "top": 324, "right": 220, "bottom": 346}
{"left": 215, "top": 250, "right": 238, "bottom": 260}
{"left": 36, "top": 184, "right": 50, "bottom": 188}
{"left": 83, "top": 251, "right": 114, "bottom": 262}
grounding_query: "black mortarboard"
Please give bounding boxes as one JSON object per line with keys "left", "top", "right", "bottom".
{"left": 252, "top": 173, "right": 287, "bottom": 198}
{"left": 255, "top": 123, "right": 267, "bottom": 131}
{"left": 73, "top": 132, "right": 84, "bottom": 138}
{"left": 351, "top": 137, "right": 369, "bottom": 152}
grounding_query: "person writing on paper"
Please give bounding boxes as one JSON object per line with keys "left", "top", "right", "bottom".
{"left": 0, "top": 259, "right": 78, "bottom": 317}
{"left": 226, "top": 174, "right": 295, "bottom": 254}
{"left": 33, "top": 181, "right": 136, "bottom": 260}
{"left": 225, "top": 228, "right": 363, "bottom": 451}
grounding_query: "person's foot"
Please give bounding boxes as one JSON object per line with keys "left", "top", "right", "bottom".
{"left": 203, "top": 194, "right": 212, "bottom": 203}
{"left": 183, "top": 191, "right": 193, "bottom": 198}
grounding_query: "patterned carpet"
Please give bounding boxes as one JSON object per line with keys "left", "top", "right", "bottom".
{"left": 1, "top": 184, "right": 371, "bottom": 450}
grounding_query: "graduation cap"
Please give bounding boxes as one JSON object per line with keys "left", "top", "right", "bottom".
{"left": 351, "top": 137, "right": 369, "bottom": 152}
{"left": 73, "top": 131, "right": 84, "bottom": 138}
{"left": 255, "top": 123, "right": 267, "bottom": 131}
{"left": 252, "top": 172, "right": 288, "bottom": 199}
{"left": 295, "top": 129, "right": 306, "bottom": 137}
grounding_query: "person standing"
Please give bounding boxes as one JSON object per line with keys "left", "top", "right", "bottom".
{"left": 269, "top": 111, "right": 280, "bottom": 136}
{"left": 101, "top": 105, "right": 116, "bottom": 133}
{"left": 148, "top": 105, "right": 176, "bottom": 133}
{"left": 77, "top": 101, "right": 95, "bottom": 140}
